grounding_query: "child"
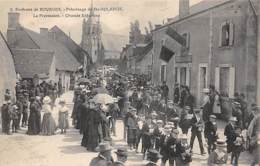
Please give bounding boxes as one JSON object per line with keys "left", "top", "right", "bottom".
{"left": 231, "top": 127, "right": 245, "bottom": 166}
{"left": 175, "top": 134, "right": 192, "bottom": 166}
{"left": 58, "top": 99, "right": 69, "bottom": 134}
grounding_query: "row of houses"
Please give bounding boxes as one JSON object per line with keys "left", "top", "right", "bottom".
{"left": 0, "top": 12, "right": 93, "bottom": 104}
{"left": 120, "top": 0, "right": 260, "bottom": 106}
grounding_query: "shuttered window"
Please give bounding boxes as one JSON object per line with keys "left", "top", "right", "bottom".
{"left": 219, "top": 21, "right": 234, "bottom": 47}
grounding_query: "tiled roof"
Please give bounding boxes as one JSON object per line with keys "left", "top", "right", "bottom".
{"left": 24, "top": 28, "right": 80, "bottom": 71}
{"left": 12, "top": 48, "right": 54, "bottom": 78}
{"left": 49, "top": 25, "right": 92, "bottom": 65}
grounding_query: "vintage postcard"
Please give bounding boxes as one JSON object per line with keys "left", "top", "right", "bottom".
{"left": 0, "top": 0, "right": 259, "bottom": 166}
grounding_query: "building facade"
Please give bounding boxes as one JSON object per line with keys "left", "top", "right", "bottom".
{"left": 151, "top": 0, "right": 258, "bottom": 104}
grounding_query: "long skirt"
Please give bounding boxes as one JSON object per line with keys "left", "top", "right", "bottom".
{"left": 41, "top": 112, "right": 56, "bottom": 135}
{"left": 58, "top": 112, "right": 69, "bottom": 130}
{"left": 127, "top": 128, "right": 137, "bottom": 145}
{"left": 27, "top": 112, "right": 41, "bottom": 135}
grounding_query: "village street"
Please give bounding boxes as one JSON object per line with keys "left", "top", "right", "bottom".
{"left": 0, "top": 91, "right": 254, "bottom": 166}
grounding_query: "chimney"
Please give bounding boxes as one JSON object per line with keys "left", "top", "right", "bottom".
{"left": 40, "top": 28, "right": 48, "bottom": 36}
{"left": 179, "top": 0, "right": 190, "bottom": 18}
{"left": 8, "top": 12, "right": 20, "bottom": 29}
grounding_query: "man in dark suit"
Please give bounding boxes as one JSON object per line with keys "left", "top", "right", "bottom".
{"left": 190, "top": 109, "right": 206, "bottom": 155}
{"left": 224, "top": 117, "right": 237, "bottom": 154}
{"left": 204, "top": 115, "right": 218, "bottom": 154}
{"left": 160, "top": 128, "right": 179, "bottom": 166}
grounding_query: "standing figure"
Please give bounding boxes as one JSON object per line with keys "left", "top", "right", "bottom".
{"left": 126, "top": 110, "right": 137, "bottom": 150}
{"left": 179, "top": 106, "right": 191, "bottom": 134}
{"left": 204, "top": 115, "right": 218, "bottom": 154}
{"left": 22, "top": 96, "right": 29, "bottom": 127}
{"left": 201, "top": 88, "right": 211, "bottom": 122}
{"left": 160, "top": 127, "right": 179, "bottom": 166}
{"left": 11, "top": 104, "right": 19, "bottom": 133}
{"left": 27, "top": 97, "right": 41, "bottom": 135}
{"left": 58, "top": 99, "right": 69, "bottom": 134}
{"left": 41, "top": 96, "right": 56, "bottom": 136}
{"left": 231, "top": 127, "right": 245, "bottom": 166}
{"left": 224, "top": 117, "right": 237, "bottom": 154}
{"left": 190, "top": 109, "right": 206, "bottom": 155}
{"left": 142, "top": 118, "right": 152, "bottom": 159}
{"left": 173, "top": 83, "right": 180, "bottom": 104}
{"left": 1, "top": 101, "right": 12, "bottom": 134}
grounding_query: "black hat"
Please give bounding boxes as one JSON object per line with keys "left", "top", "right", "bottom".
{"left": 147, "top": 149, "right": 162, "bottom": 160}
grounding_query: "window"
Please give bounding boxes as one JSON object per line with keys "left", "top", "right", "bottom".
{"left": 180, "top": 67, "right": 187, "bottom": 85}
{"left": 219, "top": 21, "right": 234, "bottom": 47}
{"left": 160, "top": 65, "right": 166, "bottom": 82}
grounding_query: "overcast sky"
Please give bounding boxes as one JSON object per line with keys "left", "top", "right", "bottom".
{"left": 0, "top": 0, "right": 203, "bottom": 44}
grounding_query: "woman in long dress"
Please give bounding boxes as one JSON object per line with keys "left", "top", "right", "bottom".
{"left": 41, "top": 96, "right": 56, "bottom": 135}
{"left": 58, "top": 99, "right": 69, "bottom": 134}
{"left": 27, "top": 97, "right": 41, "bottom": 135}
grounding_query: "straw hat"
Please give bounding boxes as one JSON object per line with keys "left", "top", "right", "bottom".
{"left": 43, "top": 96, "right": 51, "bottom": 104}
{"left": 156, "top": 120, "right": 163, "bottom": 124}
{"left": 209, "top": 115, "right": 217, "bottom": 119}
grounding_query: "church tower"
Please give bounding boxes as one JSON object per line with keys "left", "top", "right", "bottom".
{"left": 81, "top": 0, "right": 103, "bottom": 64}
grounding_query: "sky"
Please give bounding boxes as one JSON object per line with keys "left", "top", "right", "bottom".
{"left": 0, "top": 0, "right": 203, "bottom": 44}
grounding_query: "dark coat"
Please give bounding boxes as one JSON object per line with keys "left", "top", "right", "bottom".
{"left": 86, "top": 109, "right": 102, "bottom": 151}
{"left": 160, "top": 135, "right": 178, "bottom": 159}
{"left": 224, "top": 123, "right": 236, "bottom": 153}
{"left": 27, "top": 101, "right": 41, "bottom": 135}
{"left": 190, "top": 115, "right": 203, "bottom": 133}
{"left": 204, "top": 121, "right": 218, "bottom": 143}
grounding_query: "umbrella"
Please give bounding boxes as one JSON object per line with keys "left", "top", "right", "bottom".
{"left": 93, "top": 93, "right": 114, "bottom": 104}
{"left": 92, "top": 87, "right": 109, "bottom": 94}
{"left": 78, "top": 78, "right": 90, "bottom": 84}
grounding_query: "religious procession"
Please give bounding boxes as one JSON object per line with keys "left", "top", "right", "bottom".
{"left": 2, "top": 68, "right": 259, "bottom": 166}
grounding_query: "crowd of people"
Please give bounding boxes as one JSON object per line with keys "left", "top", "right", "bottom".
{"left": 1, "top": 79, "right": 65, "bottom": 135}
{"left": 71, "top": 71, "right": 259, "bottom": 166}
{"left": 1, "top": 70, "right": 260, "bottom": 166}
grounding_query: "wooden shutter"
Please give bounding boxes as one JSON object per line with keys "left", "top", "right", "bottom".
{"left": 229, "top": 66, "right": 235, "bottom": 98}
{"left": 219, "top": 23, "right": 223, "bottom": 47}
{"left": 229, "top": 22, "right": 234, "bottom": 46}
{"left": 215, "top": 67, "right": 220, "bottom": 92}
{"left": 186, "top": 33, "right": 190, "bottom": 48}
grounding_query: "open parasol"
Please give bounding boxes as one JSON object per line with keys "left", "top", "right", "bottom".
{"left": 93, "top": 93, "right": 114, "bottom": 104}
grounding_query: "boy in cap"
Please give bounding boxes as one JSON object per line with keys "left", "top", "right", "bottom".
{"left": 224, "top": 117, "right": 237, "bottom": 154}
{"left": 175, "top": 134, "right": 192, "bottom": 166}
{"left": 113, "top": 147, "right": 128, "bottom": 166}
{"left": 1, "top": 100, "right": 12, "bottom": 135}
{"left": 204, "top": 115, "right": 218, "bottom": 154}
{"left": 160, "top": 127, "right": 179, "bottom": 166}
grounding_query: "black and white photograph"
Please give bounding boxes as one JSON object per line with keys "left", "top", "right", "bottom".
{"left": 0, "top": 0, "right": 260, "bottom": 165}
